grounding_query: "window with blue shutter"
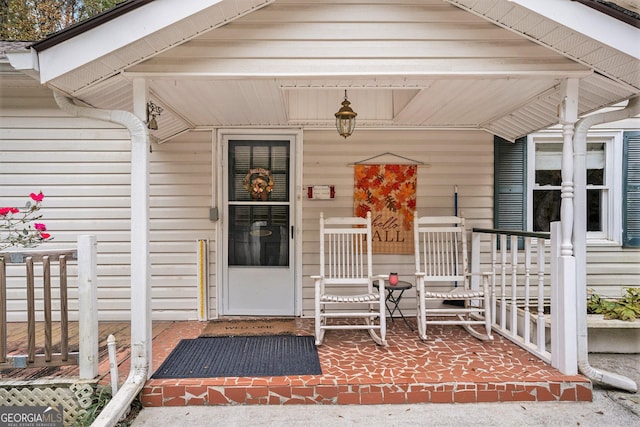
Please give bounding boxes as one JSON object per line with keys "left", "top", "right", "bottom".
{"left": 494, "top": 136, "right": 527, "bottom": 249}
{"left": 494, "top": 136, "right": 527, "bottom": 229}
{"left": 623, "top": 131, "right": 640, "bottom": 247}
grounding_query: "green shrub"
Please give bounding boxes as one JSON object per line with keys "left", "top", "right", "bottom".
{"left": 587, "top": 287, "right": 640, "bottom": 321}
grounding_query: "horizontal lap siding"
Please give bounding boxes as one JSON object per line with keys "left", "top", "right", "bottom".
{"left": 300, "top": 129, "right": 494, "bottom": 317}
{"left": 1, "top": 83, "right": 134, "bottom": 321}
{"left": 585, "top": 247, "right": 640, "bottom": 297}
{"left": 149, "top": 134, "right": 215, "bottom": 321}
{"left": 1, "top": 83, "right": 214, "bottom": 321}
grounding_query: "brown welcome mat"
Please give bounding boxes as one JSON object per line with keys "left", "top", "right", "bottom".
{"left": 200, "top": 319, "right": 296, "bottom": 337}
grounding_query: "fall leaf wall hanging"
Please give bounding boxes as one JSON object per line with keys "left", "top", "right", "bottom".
{"left": 354, "top": 164, "right": 417, "bottom": 254}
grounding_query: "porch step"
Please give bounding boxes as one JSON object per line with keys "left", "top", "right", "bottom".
{"left": 140, "top": 377, "right": 592, "bottom": 406}
{"left": 140, "top": 319, "right": 592, "bottom": 406}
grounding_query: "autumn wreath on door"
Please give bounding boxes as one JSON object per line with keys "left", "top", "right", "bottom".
{"left": 243, "top": 168, "right": 274, "bottom": 201}
{"left": 354, "top": 164, "right": 416, "bottom": 254}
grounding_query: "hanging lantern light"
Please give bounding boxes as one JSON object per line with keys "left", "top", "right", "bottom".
{"left": 334, "top": 90, "right": 357, "bottom": 139}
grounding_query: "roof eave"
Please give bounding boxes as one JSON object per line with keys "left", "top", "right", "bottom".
{"left": 5, "top": 48, "right": 41, "bottom": 81}
{"left": 34, "top": 0, "right": 258, "bottom": 85}
{"left": 31, "top": 0, "right": 154, "bottom": 52}
{"left": 507, "top": 0, "right": 640, "bottom": 59}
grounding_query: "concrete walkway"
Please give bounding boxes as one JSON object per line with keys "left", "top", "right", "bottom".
{"left": 130, "top": 354, "right": 639, "bottom": 426}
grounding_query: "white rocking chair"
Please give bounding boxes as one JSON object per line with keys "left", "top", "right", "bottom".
{"left": 413, "top": 214, "right": 493, "bottom": 341}
{"left": 312, "top": 211, "right": 387, "bottom": 346}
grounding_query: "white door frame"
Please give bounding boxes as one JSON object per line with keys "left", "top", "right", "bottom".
{"left": 215, "top": 128, "right": 303, "bottom": 317}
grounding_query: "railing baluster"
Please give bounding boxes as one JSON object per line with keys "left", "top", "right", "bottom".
{"left": 500, "top": 234, "right": 507, "bottom": 330}
{"left": 0, "top": 257, "right": 6, "bottom": 364}
{"left": 510, "top": 235, "right": 518, "bottom": 336}
{"left": 523, "top": 237, "right": 532, "bottom": 345}
{"left": 26, "top": 257, "right": 36, "bottom": 363}
{"left": 537, "top": 237, "right": 546, "bottom": 353}
{"left": 43, "top": 255, "right": 52, "bottom": 362}
{"left": 491, "top": 236, "right": 497, "bottom": 326}
{"left": 60, "top": 255, "right": 69, "bottom": 361}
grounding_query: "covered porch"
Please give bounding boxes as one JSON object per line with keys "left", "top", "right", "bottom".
{"left": 0, "top": 319, "right": 591, "bottom": 406}
{"left": 2, "top": 1, "right": 638, "bottom": 423}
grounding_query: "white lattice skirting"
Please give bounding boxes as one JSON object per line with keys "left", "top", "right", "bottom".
{"left": 0, "top": 380, "right": 97, "bottom": 426}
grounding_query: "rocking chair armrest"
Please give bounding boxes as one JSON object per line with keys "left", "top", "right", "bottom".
{"left": 468, "top": 272, "right": 492, "bottom": 293}
{"left": 468, "top": 272, "right": 492, "bottom": 277}
{"left": 414, "top": 272, "right": 425, "bottom": 278}
{"left": 371, "top": 275, "right": 386, "bottom": 290}
{"left": 312, "top": 275, "right": 325, "bottom": 294}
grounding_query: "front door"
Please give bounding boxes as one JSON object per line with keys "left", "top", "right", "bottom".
{"left": 222, "top": 135, "right": 295, "bottom": 315}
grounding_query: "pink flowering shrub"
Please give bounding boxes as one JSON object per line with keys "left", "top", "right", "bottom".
{"left": 0, "top": 192, "right": 53, "bottom": 250}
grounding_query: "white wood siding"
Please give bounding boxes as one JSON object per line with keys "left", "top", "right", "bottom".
{"left": 1, "top": 81, "right": 133, "bottom": 321}
{"left": 1, "top": 80, "right": 215, "bottom": 321}
{"left": 300, "top": 129, "right": 495, "bottom": 317}
{"left": 586, "top": 248, "right": 640, "bottom": 298}
{"left": 149, "top": 132, "right": 215, "bottom": 321}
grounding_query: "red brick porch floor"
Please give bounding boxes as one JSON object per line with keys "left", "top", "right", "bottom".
{"left": 140, "top": 318, "right": 592, "bottom": 406}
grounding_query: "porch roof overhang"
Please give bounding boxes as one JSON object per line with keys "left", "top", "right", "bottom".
{"left": 6, "top": 0, "right": 640, "bottom": 143}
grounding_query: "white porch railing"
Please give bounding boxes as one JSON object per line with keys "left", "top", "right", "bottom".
{"left": 471, "top": 225, "right": 570, "bottom": 372}
{"left": 0, "top": 235, "right": 98, "bottom": 379}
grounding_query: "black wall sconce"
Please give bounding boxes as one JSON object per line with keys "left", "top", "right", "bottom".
{"left": 146, "top": 101, "right": 163, "bottom": 130}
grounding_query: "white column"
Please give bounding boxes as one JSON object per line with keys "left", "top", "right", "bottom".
{"left": 78, "top": 234, "right": 98, "bottom": 379}
{"left": 550, "top": 222, "right": 577, "bottom": 374}
{"left": 131, "top": 78, "right": 151, "bottom": 374}
{"left": 559, "top": 79, "right": 578, "bottom": 257}
{"left": 554, "top": 78, "right": 579, "bottom": 374}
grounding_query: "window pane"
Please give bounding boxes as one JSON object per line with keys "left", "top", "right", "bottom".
{"left": 535, "top": 143, "right": 562, "bottom": 170}
{"left": 533, "top": 190, "right": 560, "bottom": 232}
{"left": 587, "top": 143, "right": 605, "bottom": 185}
{"left": 535, "top": 143, "right": 562, "bottom": 186}
{"left": 535, "top": 169, "right": 562, "bottom": 186}
{"left": 587, "top": 189, "right": 602, "bottom": 232}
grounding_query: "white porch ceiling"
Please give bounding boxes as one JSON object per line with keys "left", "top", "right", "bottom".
{"left": 45, "top": 0, "right": 639, "bottom": 143}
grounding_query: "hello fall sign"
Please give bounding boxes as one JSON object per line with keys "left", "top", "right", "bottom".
{"left": 354, "top": 164, "right": 417, "bottom": 254}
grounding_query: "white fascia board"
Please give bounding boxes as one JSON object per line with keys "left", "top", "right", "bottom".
{"left": 5, "top": 48, "right": 41, "bottom": 80}
{"left": 510, "top": 0, "right": 640, "bottom": 59}
{"left": 36, "top": 0, "right": 228, "bottom": 84}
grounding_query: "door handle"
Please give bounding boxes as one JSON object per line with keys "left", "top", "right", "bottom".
{"left": 291, "top": 226, "right": 294, "bottom": 239}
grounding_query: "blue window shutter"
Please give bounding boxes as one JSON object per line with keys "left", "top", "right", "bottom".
{"left": 494, "top": 136, "right": 527, "bottom": 231}
{"left": 623, "top": 131, "right": 640, "bottom": 247}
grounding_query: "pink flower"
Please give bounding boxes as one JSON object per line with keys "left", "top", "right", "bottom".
{"left": 34, "top": 223, "right": 47, "bottom": 231}
{"left": 40, "top": 233, "right": 51, "bottom": 239}
{"left": 0, "top": 207, "right": 19, "bottom": 216}
{"left": 30, "top": 192, "right": 44, "bottom": 202}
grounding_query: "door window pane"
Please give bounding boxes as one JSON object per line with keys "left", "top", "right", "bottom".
{"left": 228, "top": 205, "right": 289, "bottom": 266}
{"left": 229, "top": 141, "right": 290, "bottom": 202}
{"left": 228, "top": 139, "right": 290, "bottom": 266}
